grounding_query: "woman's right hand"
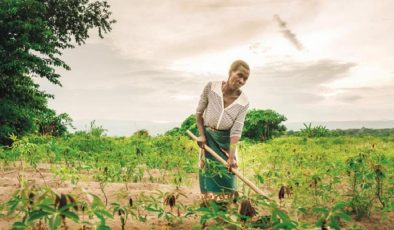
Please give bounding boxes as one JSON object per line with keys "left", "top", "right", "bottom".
{"left": 197, "top": 136, "right": 206, "bottom": 149}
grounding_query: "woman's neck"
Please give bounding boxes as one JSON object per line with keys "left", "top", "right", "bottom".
{"left": 222, "top": 81, "right": 240, "bottom": 96}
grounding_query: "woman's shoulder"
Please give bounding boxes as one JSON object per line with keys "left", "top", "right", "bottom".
{"left": 208, "top": 80, "right": 222, "bottom": 87}
{"left": 204, "top": 80, "right": 220, "bottom": 88}
{"left": 206, "top": 80, "right": 222, "bottom": 94}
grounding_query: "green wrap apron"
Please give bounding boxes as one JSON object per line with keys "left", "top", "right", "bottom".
{"left": 199, "top": 126, "right": 237, "bottom": 194}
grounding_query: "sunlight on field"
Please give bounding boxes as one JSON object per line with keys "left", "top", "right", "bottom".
{"left": 1, "top": 129, "right": 394, "bottom": 229}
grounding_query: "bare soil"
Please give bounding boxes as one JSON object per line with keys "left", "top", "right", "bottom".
{"left": 0, "top": 165, "right": 393, "bottom": 229}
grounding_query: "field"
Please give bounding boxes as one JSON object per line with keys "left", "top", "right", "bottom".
{"left": 1, "top": 127, "right": 394, "bottom": 230}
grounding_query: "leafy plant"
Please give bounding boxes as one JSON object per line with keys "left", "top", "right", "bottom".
{"left": 243, "top": 109, "right": 287, "bottom": 141}
{"left": 0, "top": 0, "right": 116, "bottom": 144}
{"left": 313, "top": 202, "right": 351, "bottom": 230}
{"left": 299, "top": 123, "right": 331, "bottom": 138}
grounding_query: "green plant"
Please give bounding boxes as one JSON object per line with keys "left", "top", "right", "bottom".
{"left": 10, "top": 135, "right": 47, "bottom": 184}
{"left": 313, "top": 202, "right": 351, "bottom": 230}
{"left": 0, "top": 0, "right": 115, "bottom": 144}
{"left": 243, "top": 109, "right": 287, "bottom": 141}
{"left": 346, "top": 153, "right": 374, "bottom": 220}
{"left": 300, "top": 123, "right": 331, "bottom": 138}
{"left": 197, "top": 199, "right": 242, "bottom": 229}
{"left": 3, "top": 180, "right": 80, "bottom": 230}
{"left": 111, "top": 202, "right": 133, "bottom": 230}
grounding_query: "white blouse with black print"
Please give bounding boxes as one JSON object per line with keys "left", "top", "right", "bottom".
{"left": 196, "top": 80, "right": 249, "bottom": 138}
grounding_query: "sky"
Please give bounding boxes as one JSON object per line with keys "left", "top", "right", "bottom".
{"left": 37, "top": 0, "right": 394, "bottom": 125}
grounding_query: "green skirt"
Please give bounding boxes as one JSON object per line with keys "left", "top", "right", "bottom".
{"left": 199, "top": 126, "right": 237, "bottom": 194}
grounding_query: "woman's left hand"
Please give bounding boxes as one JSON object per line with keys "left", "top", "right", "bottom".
{"left": 226, "top": 157, "right": 238, "bottom": 172}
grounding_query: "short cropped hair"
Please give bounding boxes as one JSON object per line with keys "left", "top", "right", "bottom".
{"left": 228, "top": 60, "right": 250, "bottom": 76}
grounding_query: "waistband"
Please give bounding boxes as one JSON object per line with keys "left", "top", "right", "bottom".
{"left": 205, "top": 126, "right": 229, "bottom": 132}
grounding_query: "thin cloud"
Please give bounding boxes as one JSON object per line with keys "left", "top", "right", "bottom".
{"left": 254, "top": 59, "right": 356, "bottom": 87}
{"left": 273, "top": 14, "right": 304, "bottom": 51}
{"left": 335, "top": 94, "right": 363, "bottom": 103}
{"left": 333, "top": 80, "right": 394, "bottom": 104}
{"left": 36, "top": 0, "right": 394, "bottom": 125}
{"left": 244, "top": 59, "right": 356, "bottom": 110}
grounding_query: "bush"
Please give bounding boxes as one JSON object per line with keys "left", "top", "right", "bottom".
{"left": 242, "top": 109, "right": 287, "bottom": 141}
{"left": 299, "top": 123, "right": 331, "bottom": 138}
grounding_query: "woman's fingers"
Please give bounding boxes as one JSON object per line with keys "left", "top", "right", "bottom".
{"left": 198, "top": 159, "right": 205, "bottom": 169}
{"left": 229, "top": 163, "right": 238, "bottom": 169}
{"left": 196, "top": 136, "right": 206, "bottom": 149}
{"left": 227, "top": 165, "right": 237, "bottom": 174}
{"left": 197, "top": 141, "right": 206, "bottom": 149}
{"left": 226, "top": 158, "right": 238, "bottom": 173}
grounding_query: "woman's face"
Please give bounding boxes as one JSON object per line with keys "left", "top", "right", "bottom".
{"left": 228, "top": 66, "right": 250, "bottom": 90}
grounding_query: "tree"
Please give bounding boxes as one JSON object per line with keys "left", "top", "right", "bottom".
{"left": 35, "top": 109, "right": 74, "bottom": 136}
{"left": 0, "top": 0, "right": 116, "bottom": 144}
{"left": 132, "top": 129, "right": 151, "bottom": 138}
{"left": 243, "top": 109, "right": 287, "bottom": 141}
{"left": 0, "top": 98, "right": 36, "bottom": 145}
{"left": 299, "top": 123, "right": 331, "bottom": 138}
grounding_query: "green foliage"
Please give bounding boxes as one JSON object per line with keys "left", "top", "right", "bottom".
{"left": 288, "top": 126, "right": 394, "bottom": 138}
{"left": 0, "top": 98, "right": 36, "bottom": 145}
{"left": 243, "top": 109, "right": 287, "bottom": 141}
{"left": 132, "top": 129, "right": 150, "bottom": 138}
{"left": 2, "top": 178, "right": 113, "bottom": 230}
{"left": 331, "top": 127, "right": 394, "bottom": 137}
{"left": 86, "top": 120, "right": 107, "bottom": 137}
{"left": 10, "top": 135, "right": 41, "bottom": 168}
{"left": 0, "top": 0, "right": 115, "bottom": 82}
{"left": 0, "top": 0, "right": 116, "bottom": 145}
{"left": 0, "top": 96, "right": 73, "bottom": 145}
{"left": 36, "top": 109, "right": 74, "bottom": 136}
{"left": 312, "top": 201, "right": 351, "bottom": 230}
{"left": 344, "top": 151, "right": 386, "bottom": 220}
{"left": 299, "top": 123, "right": 331, "bottom": 138}
{"left": 1, "top": 127, "right": 394, "bottom": 228}
{"left": 111, "top": 202, "right": 133, "bottom": 230}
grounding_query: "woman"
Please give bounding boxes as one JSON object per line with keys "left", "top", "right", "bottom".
{"left": 195, "top": 60, "right": 250, "bottom": 204}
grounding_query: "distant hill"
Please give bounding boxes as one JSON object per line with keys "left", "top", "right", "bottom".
{"left": 71, "top": 119, "right": 394, "bottom": 136}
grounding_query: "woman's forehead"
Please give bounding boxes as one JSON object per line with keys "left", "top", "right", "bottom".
{"left": 236, "top": 66, "right": 250, "bottom": 75}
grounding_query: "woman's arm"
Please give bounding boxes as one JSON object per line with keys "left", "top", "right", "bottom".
{"left": 221, "top": 138, "right": 239, "bottom": 171}
{"left": 229, "top": 136, "right": 240, "bottom": 158}
{"left": 226, "top": 136, "right": 240, "bottom": 170}
{"left": 227, "top": 103, "right": 249, "bottom": 170}
{"left": 196, "top": 113, "right": 206, "bottom": 149}
{"left": 195, "top": 82, "right": 211, "bottom": 149}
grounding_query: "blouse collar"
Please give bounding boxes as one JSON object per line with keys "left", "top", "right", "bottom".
{"left": 211, "top": 81, "right": 249, "bottom": 106}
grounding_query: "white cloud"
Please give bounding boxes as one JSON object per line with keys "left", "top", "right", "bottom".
{"left": 36, "top": 0, "right": 394, "bottom": 125}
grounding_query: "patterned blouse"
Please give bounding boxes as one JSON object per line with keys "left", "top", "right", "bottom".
{"left": 196, "top": 81, "right": 249, "bottom": 138}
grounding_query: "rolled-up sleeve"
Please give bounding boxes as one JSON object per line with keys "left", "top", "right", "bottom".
{"left": 196, "top": 81, "right": 212, "bottom": 115}
{"left": 230, "top": 103, "right": 249, "bottom": 138}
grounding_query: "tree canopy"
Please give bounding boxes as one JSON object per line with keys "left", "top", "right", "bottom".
{"left": 0, "top": 0, "right": 116, "bottom": 145}
{"left": 242, "top": 109, "right": 287, "bottom": 141}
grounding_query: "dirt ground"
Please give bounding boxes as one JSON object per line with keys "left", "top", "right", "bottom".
{"left": 0, "top": 165, "right": 393, "bottom": 230}
{"left": 0, "top": 164, "right": 206, "bottom": 230}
